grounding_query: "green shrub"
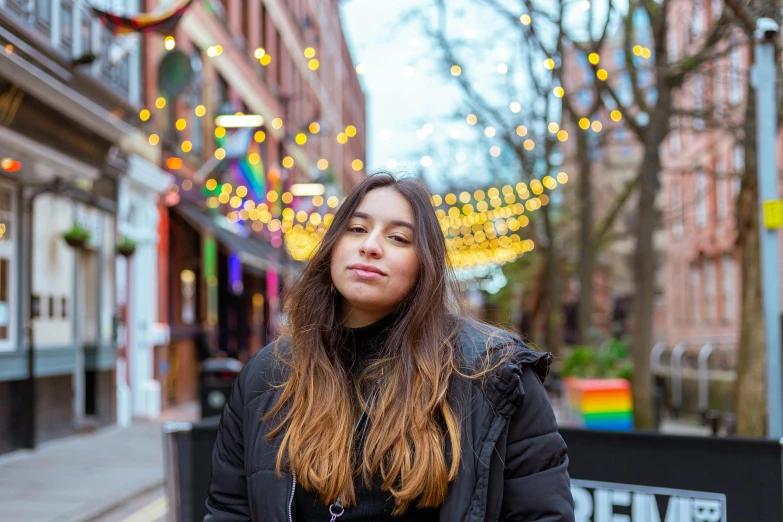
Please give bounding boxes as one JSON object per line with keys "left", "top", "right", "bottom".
{"left": 562, "top": 339, "right": 632, "bottom": 380}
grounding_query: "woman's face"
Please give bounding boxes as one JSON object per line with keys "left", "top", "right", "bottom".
{"left": 330, "top": 187, "right": 420, "bottom": 327}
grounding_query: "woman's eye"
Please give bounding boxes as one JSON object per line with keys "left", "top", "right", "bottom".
{"left": 347, "top": 226, "right": 365, "bottom": 233}
{"left": 390, "top": 235, "right": 411, "bottom": 244}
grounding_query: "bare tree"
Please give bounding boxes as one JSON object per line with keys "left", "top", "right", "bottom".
{"left": 723, "top": 0, "right": 777, "bottom": 437}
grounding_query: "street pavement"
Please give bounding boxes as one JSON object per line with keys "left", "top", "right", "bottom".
{"left": 0, "top": 402, "right": 197, "bottom": 522}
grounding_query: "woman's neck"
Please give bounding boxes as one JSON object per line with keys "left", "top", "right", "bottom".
{"left": 341, "top": 302, "right": 397, "bottom": 328}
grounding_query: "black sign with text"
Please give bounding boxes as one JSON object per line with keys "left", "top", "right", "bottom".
{"left": 561, "top": 428, "right": 782, "bottom": 521}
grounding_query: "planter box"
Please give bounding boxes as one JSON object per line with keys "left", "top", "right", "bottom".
{"left": 562, "top": 377, "right": 633, "bottom": 431}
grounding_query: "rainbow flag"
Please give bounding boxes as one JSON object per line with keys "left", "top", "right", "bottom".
{"left": 563, "top": 378, "right": 634, "bottom": 431}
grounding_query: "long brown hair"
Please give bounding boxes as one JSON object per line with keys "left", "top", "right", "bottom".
{"left": 266, "top": 173, "right": 464, "bottom": 513}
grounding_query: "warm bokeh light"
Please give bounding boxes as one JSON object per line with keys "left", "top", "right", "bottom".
{"left": 166, "top": 157, "right": 182, "bottom": 170}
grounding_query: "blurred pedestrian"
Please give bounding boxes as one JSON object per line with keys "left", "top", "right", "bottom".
{"left": 205, "top": 173, "right": 574, "bottom": 521}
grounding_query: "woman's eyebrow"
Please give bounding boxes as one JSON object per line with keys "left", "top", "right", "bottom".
{"left": 352, "top": 211, "right": 414, "bottom": 231}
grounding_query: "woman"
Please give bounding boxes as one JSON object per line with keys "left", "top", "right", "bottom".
{"left": 206, "top": 173, "right": 574, "bottom": 521}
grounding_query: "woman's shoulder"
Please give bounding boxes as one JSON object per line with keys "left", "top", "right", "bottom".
{"left": 237, "top": 336, "right": 293, "bottom": 395}
{"left": 451, "top": 314, "right": 551, "bottom": 382}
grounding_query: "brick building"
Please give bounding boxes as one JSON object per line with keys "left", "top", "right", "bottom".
{"left": 135, "top": 0, "right": 366, "bottom": 413}
{"left": 659, "top": 0, "right": 749, "bottom": 350}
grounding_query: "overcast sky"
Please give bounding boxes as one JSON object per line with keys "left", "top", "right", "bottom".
{"left": 339, "top": 0, "right": 476, "bottom": 191}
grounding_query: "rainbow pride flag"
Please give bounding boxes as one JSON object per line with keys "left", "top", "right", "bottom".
{"left": 563, "top": 378, "right": 634, "bottom": 431}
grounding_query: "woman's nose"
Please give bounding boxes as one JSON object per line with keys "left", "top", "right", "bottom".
{"left": 359, "top": 232, "right": 383, "bottom": 257}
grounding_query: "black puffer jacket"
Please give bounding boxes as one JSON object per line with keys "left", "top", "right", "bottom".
{"left": 205, "top": 317, "right": 575, "bottom": 521}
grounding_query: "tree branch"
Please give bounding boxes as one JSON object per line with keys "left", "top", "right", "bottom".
{"left": 667, "top": 9, "right": 734, "bottom": 88}
{"left": 595, "top": 170, "right": 642, "bottom": 245}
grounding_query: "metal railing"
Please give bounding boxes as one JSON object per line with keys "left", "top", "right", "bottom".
{"left": 650, "top": 341, "right": 737, "bottom": 427}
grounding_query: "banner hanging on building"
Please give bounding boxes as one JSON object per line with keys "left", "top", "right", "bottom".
{"left": 91, "top": 0, "right": 194, "bottom": 35}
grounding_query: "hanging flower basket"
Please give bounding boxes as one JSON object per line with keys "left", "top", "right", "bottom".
{"left": 116, "top": 236, "right": 137, "bottom": 257}
{"left": 62, "top": 225, "right": 91, "bottom": 249}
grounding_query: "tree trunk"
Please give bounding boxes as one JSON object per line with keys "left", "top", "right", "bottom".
{"left": 630, "top": 144, "right": 659, "bottom": 430}
{"left": 576, "top": 130, "right": 595, "bottom": 345}
{"left": 734, "top": 64, "right": 767, "bottom": 436}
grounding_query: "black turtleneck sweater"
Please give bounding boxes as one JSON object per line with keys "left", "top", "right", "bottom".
{"left": 293, "top": 314, "right": 440, "bottom": 521}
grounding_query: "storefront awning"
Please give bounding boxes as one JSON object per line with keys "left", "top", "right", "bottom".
{"left": 174, "top": 201, "right": 292, "bottom": 274}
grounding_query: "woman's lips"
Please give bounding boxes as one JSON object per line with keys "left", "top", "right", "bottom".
{"left": 348, "top": 264, "right": 386, "bottom": 280}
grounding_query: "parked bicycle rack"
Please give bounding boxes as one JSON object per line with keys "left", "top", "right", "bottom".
{"left": 698, "top": 343, "right": 715, "bottom": 421}
{"left": 670, "top": 343, "right": 686, "bottom": 418}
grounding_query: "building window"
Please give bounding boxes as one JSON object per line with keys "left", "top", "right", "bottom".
{"left": 732, "top": 144, "right": 744, "bottom": 172}
{"left": 670, "top": 116, "right": 680, "bottom": 153}
{"left": 80, "top": 7, "right": 92, "bottom": 57}
{"left": 60, "top": 0, "right": 73, "bottom": 52}
{"left": 714, "top": 59, "right": 725, "bottom": 107}
{"left": 672, "top": 181, "right": 684, "bottom": 236}
{"left": 704, "top": 259, "right": 716, "bottom": 320}
{"left": 668, "top": 26, "right": 678, "bottom": 62}
{"left": 691, "top": 0, "right": 704, "bottom": 39}
{"left": 696, "top": 168, "right": 708, "bottom": 228}
{"left": 689, "top": 263, "right": 700, "bottom": 321}
{"left": 722, "top": 255, "right": 734, "bottom": 321}
{"left": 716, "top": 154, "right": 729, "bottom": 219}
{"left": 693, "top": 74, "right": 704, "bottom": 130}
{"left": 729, "top": 43, "right": 742, "bottom": 105}
{"left": 34, "top": 0, "right": 51, "bottom": 34}
{"left": 6, "top": 0, "right": 32, "bottom": 19}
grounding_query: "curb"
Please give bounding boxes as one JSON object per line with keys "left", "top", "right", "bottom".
{"left": 62, "top": 481, "right": 165, "bottom": 522}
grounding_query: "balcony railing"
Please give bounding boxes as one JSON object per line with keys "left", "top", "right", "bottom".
{"left": 1, "top": 0, "right": 138, "bottom": 103}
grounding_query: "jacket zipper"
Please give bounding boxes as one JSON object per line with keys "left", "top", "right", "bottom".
{"left": 288, "top": 473, "right": 297, "bottom": 522}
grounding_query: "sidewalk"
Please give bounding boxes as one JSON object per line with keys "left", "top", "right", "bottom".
{"left": 0, "top": 402, "right": 198, "bottom": 522}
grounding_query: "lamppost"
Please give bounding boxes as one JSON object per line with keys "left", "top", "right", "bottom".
{"left": 752, "top": 17, "right": 783, "bottom": 439}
